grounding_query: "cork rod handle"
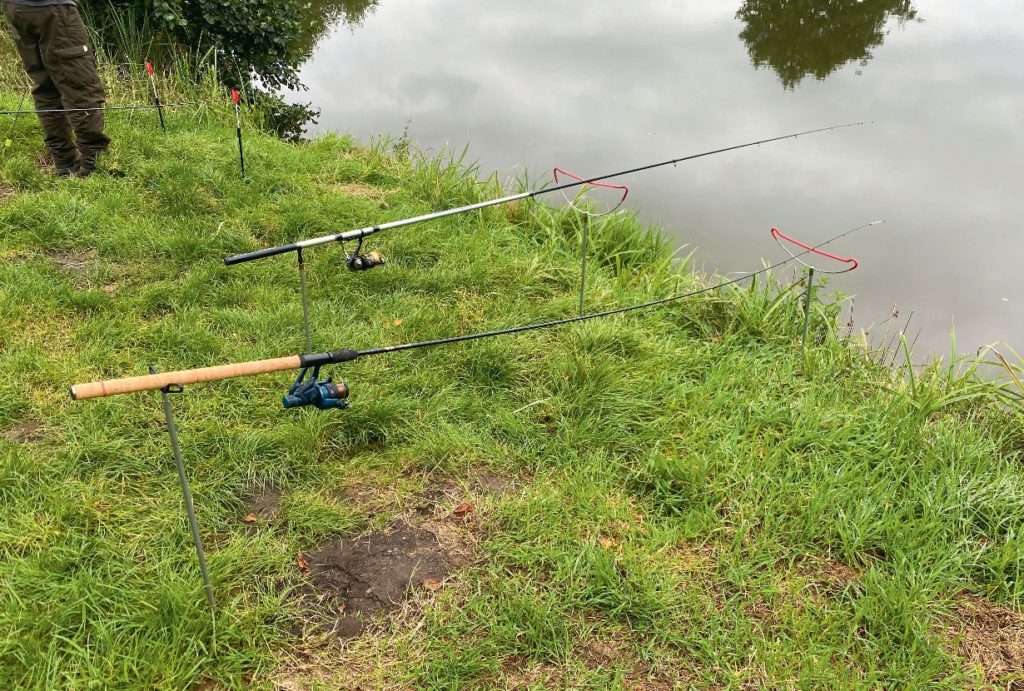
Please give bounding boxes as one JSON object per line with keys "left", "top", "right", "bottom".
{"left": 70, "top": 355, "right": 303, "bottom": 401}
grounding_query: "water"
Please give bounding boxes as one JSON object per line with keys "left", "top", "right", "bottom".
{"left": 295, "top": 0, "right": 1024, "bottom": 357}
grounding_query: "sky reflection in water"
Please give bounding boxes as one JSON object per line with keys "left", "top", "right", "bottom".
{"left": 297, "top": 0, "right": 1024, "bottom": 356}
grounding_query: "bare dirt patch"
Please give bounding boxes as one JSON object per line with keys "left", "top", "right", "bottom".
{"left": 329, "top": 183, "right": 391, "bottom": 202}
{"left": 943, "top": 596, "right": 1024, "bottom": 685}
{"left": 2, "top": 420, "right": 44, "bottom": 443}
{"left": 294, "top": 469, "right": 519, "bottom": 639}
{"left": 501, "top": 656, "right": 565, "bottom": 689}
{"left": 302, "top": 520, "right": 471, "bottom": 637}
{"left": 298, "top": 472, "right": 500, "bottom": 638}
{"left": 580, "top": 638, "right": 625, "bottom": 667}
{"left": 44, "top": 248, "right": 97, "bottom": 275}
{"left": 575, "top": 620, "right": 694, "bottom": 688}
{"left": 473, "top": 471, "right": 514, "bottom": 499}
{"left": 792, "top": 555, "right": 861, "bottom": 596}
{"left": 242, "top": 483, "right": 284, "bottom": 523}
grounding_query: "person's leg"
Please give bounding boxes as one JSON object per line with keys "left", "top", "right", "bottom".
{"left": 3, "top": 4, "right": 78, "bottom": 172}
{"left": 36, "top": 5, "right": 109, "bottom": 172}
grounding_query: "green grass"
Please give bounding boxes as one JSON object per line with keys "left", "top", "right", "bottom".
{"left": 2, "top": 43, "right": 1024, "bottom": 689}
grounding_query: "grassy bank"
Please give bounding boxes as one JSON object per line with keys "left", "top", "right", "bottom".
{"left": 2, "top": 48, "right": 1024, "bottom": 689}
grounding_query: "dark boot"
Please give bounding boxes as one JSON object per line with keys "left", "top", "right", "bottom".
{"left": 55, "top": 158, "right": 81, "bottom": 177}
{"left": 76, "top": 152, "right": 97, "bottom": 178}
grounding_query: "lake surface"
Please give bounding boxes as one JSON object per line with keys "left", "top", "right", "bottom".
{"left": 295, "top": 0, "right": 1023, "bottom": 358}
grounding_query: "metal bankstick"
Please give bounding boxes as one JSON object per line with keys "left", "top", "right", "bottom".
{"left": 552, "top": 168, "right": 630, "bottom": 318}
{"left": 802, "top": 267, "right": 816, "bottom": 352}
{"left": 151, "top": 366, "right": 216, "bottom": 609}
{"left": 770, "top": 226, "right": 866, "bottom": 353}
{"left": 231, "top": 89, "right": 246, "bottom": 179}
{"left": 297, "top": 248, "right": 313, "bottom": 352}
{"left": 146, "top": 62, "right": 166, "bottom": 133}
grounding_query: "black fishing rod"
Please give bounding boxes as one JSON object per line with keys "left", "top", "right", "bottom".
{"left": 223, "top": 121, "right": 870, "bottom": 266}
{"left": 72, "top": 221, "right": 882, "bottom": 403}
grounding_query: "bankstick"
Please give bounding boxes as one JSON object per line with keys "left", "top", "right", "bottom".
{"left": 232, "top": 88, "right": 246, "bottom": 178}
{"left": 146, "top": 61, "right": 166, "bottom": 132}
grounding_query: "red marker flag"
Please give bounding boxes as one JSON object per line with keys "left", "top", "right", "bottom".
{"left": 231, "top": 88, "right": 245, "bottom": 178}
{"left": 145, "top": 61, "right": 165, "bottom": 132}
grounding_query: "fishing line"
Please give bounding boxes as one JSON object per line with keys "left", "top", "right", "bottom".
{"left": 2, "top": 91, "right": 29, "bottom": 155}
{"left": 223, "top": 121, "right": 872, "bottom": 265}
{"left": 0, "top": 103, "right": 199, "bottom": 116}
{"left": 355, "top": 220, "right": 883, "bottom": 359}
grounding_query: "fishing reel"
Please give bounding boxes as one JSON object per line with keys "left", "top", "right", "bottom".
{"left": 348, "top": 250, "right": 385, "bottom": 272}
{"left": 346, "top": 237, "right": 385, "bottom": 272}
{"left": 283, "top": 366, "right": 349, "bottom": 410}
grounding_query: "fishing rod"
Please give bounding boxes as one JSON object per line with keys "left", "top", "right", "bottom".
{"left": 0, "top": 103, "right": 198, "bottom": 116}
{"left": 72, "top": 221, "right": 882, "bottom": 405}
{"left": 223, "top": 121, "right": 870, "bottom": 266}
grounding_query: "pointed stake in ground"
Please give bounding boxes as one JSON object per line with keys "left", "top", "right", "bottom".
{"left": 232, "top": 88, "right": 246, "bottom": 179}
{"left": 145, "top": 61, "right": 166, "bottom": 132}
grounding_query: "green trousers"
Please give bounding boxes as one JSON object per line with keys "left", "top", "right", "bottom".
{"left": 3, "top": 2, "right": 109, "bottom": 166}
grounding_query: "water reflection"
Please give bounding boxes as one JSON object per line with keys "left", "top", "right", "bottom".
{"left": 298, "top": 0, "right": 381, "bottom": 56}
{"left": 737, "top": 0, "right": 919, "bottom": 89}
{"left": 294, "top": 0, "right": 1024, "bottom": 356}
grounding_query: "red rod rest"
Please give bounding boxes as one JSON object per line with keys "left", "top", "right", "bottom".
{"left": 771, "top": 227, "right": 859, "bottom": 271}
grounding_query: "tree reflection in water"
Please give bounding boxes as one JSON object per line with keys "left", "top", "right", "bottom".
{"left": 736, "top": 0, "right": 919, "bottom": 89}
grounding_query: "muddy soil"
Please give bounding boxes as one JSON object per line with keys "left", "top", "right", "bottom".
{"left": 296, "top": 471, "right": 514, "bottom": 637}
{"left": 304, "top": 522, "right": 460, "bottom": 636}
{"left": 242, "top": 484, "right": 284, "bottom": 522}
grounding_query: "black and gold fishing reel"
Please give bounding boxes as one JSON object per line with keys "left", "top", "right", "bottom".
{"left": 347, "top": 237, "right": 385, "bottom": 272}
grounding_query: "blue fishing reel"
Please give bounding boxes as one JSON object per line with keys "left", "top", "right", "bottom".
{"left": 283, "top": 366, "right": 349, "bottom": 411}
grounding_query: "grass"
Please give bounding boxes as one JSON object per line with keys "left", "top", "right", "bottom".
{"left": 2, "top": 38, "right": 1024, "bottom": 690}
